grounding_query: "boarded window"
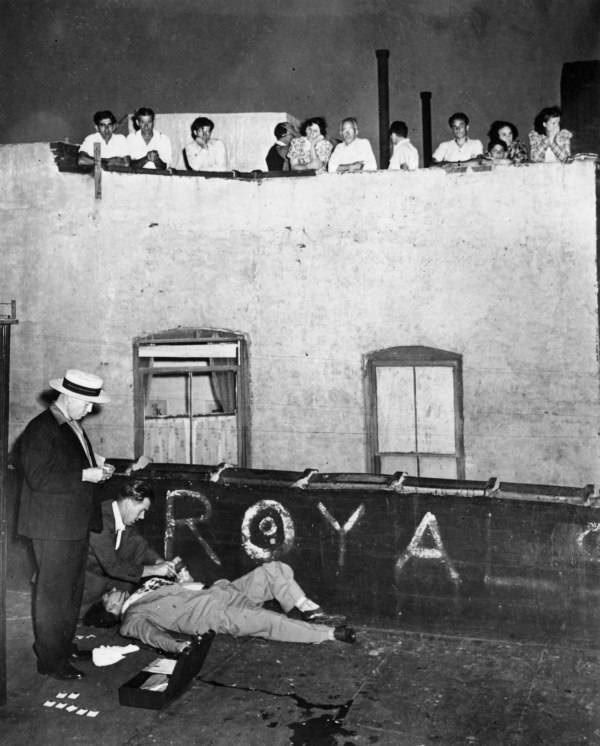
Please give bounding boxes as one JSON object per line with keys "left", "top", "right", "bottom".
{"left": 366, "top": 347, "right": 464, "bottom": 479}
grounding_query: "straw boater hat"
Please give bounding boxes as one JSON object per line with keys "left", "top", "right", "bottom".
{"left": 49, "top": 369, "right": 110, "bottom": 403}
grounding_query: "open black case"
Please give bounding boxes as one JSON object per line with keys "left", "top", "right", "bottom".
{"left": 118, "top": 632, "right": 214, "bottom": 709}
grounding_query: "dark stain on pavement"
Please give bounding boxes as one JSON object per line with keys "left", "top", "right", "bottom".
{"left": 200, "top": 678, "right": 357, "bottom": 744}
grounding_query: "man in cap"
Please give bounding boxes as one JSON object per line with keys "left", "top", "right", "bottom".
{"left": 17, "top": 369, "right": 114, "bottom": 680}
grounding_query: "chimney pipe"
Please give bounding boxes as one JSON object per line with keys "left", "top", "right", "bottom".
{"left": 420, "top": 91, "right": 432, "bottom": 167}
{"left": 376, "top": 49, "right": 390, "bottom": 169}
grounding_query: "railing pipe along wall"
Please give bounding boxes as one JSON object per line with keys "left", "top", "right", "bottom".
{"left": 100, "top": 461, "right": 600, "bottom": 647}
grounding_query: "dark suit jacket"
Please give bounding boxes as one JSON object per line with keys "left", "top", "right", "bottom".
{"left": 266, "top": 143, "right": 289, "bottom": 171}
{"left": 17, "top": 407, "right": 101, "bottom": 540}
{"left": 83, "top": 500, "right": 161, "bottom": 607}
{"left": 120, "top": 582, "right": 213, "bottom": 653}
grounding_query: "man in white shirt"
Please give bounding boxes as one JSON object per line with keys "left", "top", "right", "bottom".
{"left": 432, "top": 112, "right": 483, "bottom": 165}
{"left": 388, "top": 120, "right": 419, "bottom": 171}
{"left": 78, "top": 110, "right": 129, "bottom": 168}
{"left": 327, "top": 117, "right": 377, "bottom": 173}
{"left": 127, "top": 107, "right": 172, "bottom": 170}
{"left": 184, "top": 116, "right": 228, "bottom": 171}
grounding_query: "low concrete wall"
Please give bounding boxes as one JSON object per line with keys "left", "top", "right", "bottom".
{"left": 0, "top": 143, "right": 598, "bottom": 485}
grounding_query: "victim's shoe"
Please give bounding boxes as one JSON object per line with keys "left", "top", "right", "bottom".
{"left": 296, "top": 607, "right": 347, "bottom": 626}
{"left": 333, "top": 626, "right": 357, "bottom": 644}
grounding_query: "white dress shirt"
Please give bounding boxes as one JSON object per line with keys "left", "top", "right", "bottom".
{"left": 432, "top": 137, "right": 483, "bottom": 163}
{"left": 111, "top": 500, "right": 126, "bottom": 550}
{"left": 328, "top": 137, "right": 378, "bottom": 172}
{"left": 127, "top": 129, "right": 172, "bottom": 169}
{"left": 388, "top": 138, "right": 419, "bottom": 171}
{"left": 185, "top": 139, "right": 228, "bottom": 171}
{"left": 79, "top": 132, "right": 129, "bottom": 159}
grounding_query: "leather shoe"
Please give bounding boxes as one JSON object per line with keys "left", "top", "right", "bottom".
{"left": 37, "top": 662, "right": 85, "bottom": 680}
{"left": 298, "top": 607, "right": 347, "bottom": 626}
{"left": 333, "top": 626, "right": 356, "bottom": 644}
{"left": 70, "top": 645, "right": 93, "bottom": 661}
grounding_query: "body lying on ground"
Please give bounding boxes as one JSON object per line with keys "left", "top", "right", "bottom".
{"left": 83, "top": 561, "right": 356, "bottom": 652}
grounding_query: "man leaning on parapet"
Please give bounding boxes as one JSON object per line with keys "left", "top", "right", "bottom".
{"left": 127, "top": 107, "right": 172, "bottom": 170}
{"left": 78, "top": 110, "right": 130, "bottom": 168}
{"left": 327, "top": 117, "right": 377, "bottom": 173}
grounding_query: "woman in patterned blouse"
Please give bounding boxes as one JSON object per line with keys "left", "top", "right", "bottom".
{"left": 487, "top": 120, "right": 528, "bottom": 163}
{"left": 528, "top": 107, "right": 572, "bottom": 163}
{"left": 288, "top": 117, "right": 333, "bottom": 173}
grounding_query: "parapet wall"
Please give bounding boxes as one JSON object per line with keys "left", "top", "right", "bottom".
{"left": 90, "top": 463, "right": 600, "bottom": 645}
{"left": 0, "top": 143, "right": 598, "bottom": 485}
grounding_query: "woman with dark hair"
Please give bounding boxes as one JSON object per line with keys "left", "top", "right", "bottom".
{"left": 487, "top": 120, "right": 528, "bottom": 163}
{"left": 528, "top": 106, "right": 572, "bottom": 163}
{"left": 288, "top": 116, "right": 333, "bottom": 173}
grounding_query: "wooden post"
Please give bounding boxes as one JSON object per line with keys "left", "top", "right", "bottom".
{"left": 93, "top": 142, "right": 102, "bottom": 200}
{"left": 0, "top": 300, "right": 17, "bottom": 706}
{"left": 376, "top": 49, "right": 391, "bottom": 169}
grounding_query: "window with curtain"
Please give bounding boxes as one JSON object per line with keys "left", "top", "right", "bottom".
{"left": 365, "top": 346, "right": 465, "bottom": 479}
{"left": 133, "top": 331, "right": 249, "bottom": 466}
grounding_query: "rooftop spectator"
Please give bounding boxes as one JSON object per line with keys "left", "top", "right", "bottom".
{"left": 387, "top": 120, "right": 419, "bottom": 171}
{"left": 488, "top": 120, "right": 528, "bottom": 163}
{"left": 184, "top": 116, "right": 227, "bottom": 172}
{"left": 265, "top": 122, "right": 294, "bottom": 171}
{"left": 127, "top": 107, "right": 172, "bottom": 170}
{"left": 432, "top": 112, "right": 483, "bottom": 165}
{"left": 288, "top": 117, "right": 333, "bottom": 173}
{"left": 327, "top": 117, "right": 377, "bottom": 173}
{"left": 528, "top": 106, "right": 572, "bottom": 163}
{"left": 78, "top": 111, "right": 129, "bottom": 168}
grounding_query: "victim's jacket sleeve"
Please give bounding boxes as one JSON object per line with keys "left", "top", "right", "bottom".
{"left": 120, "top": 611, "right": 182, "bottom": 653}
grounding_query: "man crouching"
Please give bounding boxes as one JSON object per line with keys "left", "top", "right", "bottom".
{"left": 84, "top": 561, "right": 356, "bottom": 652}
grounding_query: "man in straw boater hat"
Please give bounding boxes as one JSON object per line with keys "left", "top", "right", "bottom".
{"left": 17, "top": 369, "right": 115, "bottom": 680}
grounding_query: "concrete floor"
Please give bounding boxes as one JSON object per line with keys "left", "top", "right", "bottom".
{"left": 2, "top": 589, "right": 600, "bottom": 745}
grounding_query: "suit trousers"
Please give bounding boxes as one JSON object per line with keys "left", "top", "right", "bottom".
{"left": 205, "top": 562, "right": 331, "bottom": 644}
{"left": 32, "top": 537, "right": 89, "bottom": 671}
